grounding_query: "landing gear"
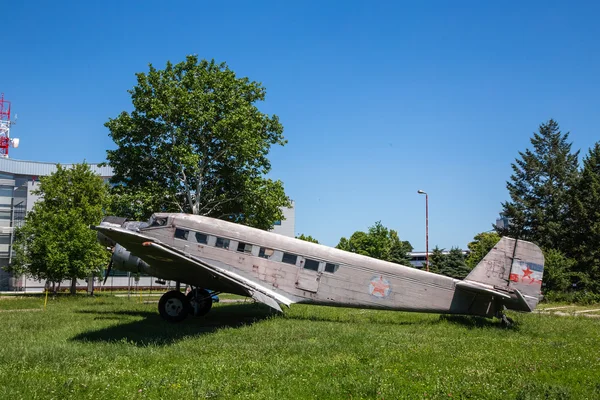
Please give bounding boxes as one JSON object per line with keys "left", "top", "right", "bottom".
{"left": 496, "top": 306, "right": 515, "bottom": 327}
{"left": 158, "top": 287, "right": 217, "bottom": 322}
{"left": 501, "top": 314, "right": 514, "bottom": 327}
{"left": 158, "top": 290, "right": 189, "bottom": 322}
{"left": 186, "top": 288, "right": 213, "bottom": 317}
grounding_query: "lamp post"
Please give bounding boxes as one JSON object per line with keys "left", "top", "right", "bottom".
{"left": 417, "top": 190, "right": 429, "bottom": 272}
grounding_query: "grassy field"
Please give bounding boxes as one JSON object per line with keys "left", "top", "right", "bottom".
{"left": 1, "top": 295, "right": 599, "bottom": 399}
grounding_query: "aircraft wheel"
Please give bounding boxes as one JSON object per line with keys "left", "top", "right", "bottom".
{"left": 187, "top": 288, "right": 213, "bottom": 317}
{"left": 158, "top": 290, "right": 189, "bottom": 322}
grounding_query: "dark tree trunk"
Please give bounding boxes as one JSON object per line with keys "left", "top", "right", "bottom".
{"left": 70, "top": 278, "right": 77, "bottom": 295}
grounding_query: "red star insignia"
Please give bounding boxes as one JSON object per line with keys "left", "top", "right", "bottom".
{"left": 371, "top": 276, "right": 389, "bottom": 296}
{"left": 522, "top": 266, "right": 533, "bottom": 278}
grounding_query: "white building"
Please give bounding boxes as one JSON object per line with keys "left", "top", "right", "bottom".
{"left": 0, "top": 157, "right": 296, "bottom": 291}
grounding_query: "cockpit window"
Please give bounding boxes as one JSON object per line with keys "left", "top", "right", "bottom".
{"left": 149, "top": 216, "right": 168, "bottom": 227}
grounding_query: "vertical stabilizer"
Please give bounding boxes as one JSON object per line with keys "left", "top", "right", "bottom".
{"left": 465, "top": 237, "right": 545, "bottom": 310}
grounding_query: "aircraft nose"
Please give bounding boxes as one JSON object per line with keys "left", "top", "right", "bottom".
{"left": 96, "top": 216, "right": 127, "bottom": 247}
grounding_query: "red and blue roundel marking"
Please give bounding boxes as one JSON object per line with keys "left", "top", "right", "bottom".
{"left": 369, "top": 275, "right": 391, "bottom": 298}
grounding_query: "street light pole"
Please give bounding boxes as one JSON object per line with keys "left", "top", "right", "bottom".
{"left": 417, "top": 190, "right": 429, "bottom": 272}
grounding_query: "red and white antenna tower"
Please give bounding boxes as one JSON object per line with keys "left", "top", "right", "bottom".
{"left": 0, "top": 93, "right": 19, "bottom": 158}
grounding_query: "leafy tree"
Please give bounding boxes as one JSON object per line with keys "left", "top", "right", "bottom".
{"left": 466, "top": 232, "right": 501, "bottom": 268}
{"left": 568, "top": 142, "right": 600, "bottom": 291}
{"left": 296, "top": 234, "right": 319, "bottom": 244}
{"left": 8, "top": 164, "right": 110, "bottom": 294}
{"left": 336, "top": 221, "right": 413, "bottom": 265}
{"left": 497, "top": 119, "right": 579, "bottom": 252}
{"left": 105, "top": 55, "right": 290, "bottom": 229}
{"left": 542, "top": 249, "right": 577, "bottom": 293}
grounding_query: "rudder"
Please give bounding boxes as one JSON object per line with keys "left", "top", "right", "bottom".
{"left": 465, "top": 237, "right": 545, "bottom": 311}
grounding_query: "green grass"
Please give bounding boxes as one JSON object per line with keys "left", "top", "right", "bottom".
{"left": 1, "top": 295, "right": 599, "bottom": 399}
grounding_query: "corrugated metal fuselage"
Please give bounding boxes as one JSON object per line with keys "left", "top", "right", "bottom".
{"left": 128, "top": 214, "right": 499, "bottom": 317}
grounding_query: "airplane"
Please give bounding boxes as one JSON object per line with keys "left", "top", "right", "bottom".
{"left": 93, "top": 213, "right": 545, "bottom": 325}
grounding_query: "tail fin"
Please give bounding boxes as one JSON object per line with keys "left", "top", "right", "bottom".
{"left": 465, "top": 237, "right": 545, "bottom": 311}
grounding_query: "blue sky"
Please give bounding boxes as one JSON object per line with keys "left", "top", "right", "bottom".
{"left": 2, "top": 1, "right": 599, "bottom": 250}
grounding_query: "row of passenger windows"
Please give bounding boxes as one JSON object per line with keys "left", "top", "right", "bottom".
{"left": 174, "top": 227, "right": 339, "bottom": 274}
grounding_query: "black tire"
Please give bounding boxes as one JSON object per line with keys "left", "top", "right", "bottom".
{"left": 186, "top": 288, "right": 213, "bottom": 317}
{"left": 158, "top": 290, "right": 189, "bottom": 322}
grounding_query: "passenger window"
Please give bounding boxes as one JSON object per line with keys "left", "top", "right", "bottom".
{"left": 215, "top": 237, "right": 230, "bottom": 249}
{"left": 259, "top": 247, "right": 274, "bottom": 259}
{"left": 174, "top": 228, "right": 189, "bottom": 240}
{"left": 282, "top": 252, "right": 298, "bottom": 265}
{"left": 194, "top": 232, "right": 208, "bottom": 244}
{"left": 304, "top": 258, "right": 320, "bottom": 271}
{"left": 237, "top": 242, "right": 253, "bottom": 254}
{"left": 325, "top": 263, "right": 339, "bottom": 273}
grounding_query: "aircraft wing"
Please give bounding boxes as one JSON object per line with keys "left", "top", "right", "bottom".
{"left": 93, "top": 225, "right": 294, "bottom": 312}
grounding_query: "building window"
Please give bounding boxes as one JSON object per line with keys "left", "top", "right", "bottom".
{"left": 304, "top": 258, "right": 320, "bottom": 271}
{"left": 259, "top": 247, "right": 274, "bottom": 259}
{"left": 325, "top": 263, "right": 339, "bottom": 273}
{"left": 174, "top": 228, "right": 189, "bottom": 240}
{"left": 194, "top": 232, "right": 208, "bottom": 244}
{"left": 282, "top": 252, "right": 298, "bottom": 265}
{"left": 237, "top": 242, "right": 253, "bottom": 254}
{"left": 273, "top": 220, "right": 282, "bottom": 226}
{"left": 215, "top": 237, "right": 230, "bottom": 249}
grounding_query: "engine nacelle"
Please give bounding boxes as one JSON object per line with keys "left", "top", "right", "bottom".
{"left": 112, "top": 244, "right": 150, "bottom": 274}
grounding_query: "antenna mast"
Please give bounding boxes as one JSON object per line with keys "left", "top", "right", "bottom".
{"left": 0, "top": 93, "right": 19, "bottom": 158}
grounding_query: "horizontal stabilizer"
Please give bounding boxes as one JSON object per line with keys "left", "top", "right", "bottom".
{"left": 455, "top": 280, "right": 512, "bottom": 300}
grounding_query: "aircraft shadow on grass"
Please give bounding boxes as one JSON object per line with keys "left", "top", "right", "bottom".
{"left": 439, "top": 314, "right": 520, "bottom": 330}
{"left": 285, "top": 310, "right": 518, "bottom": 330}
{"left": 71, "top": 301, "right": 518, "bottom": 347}
{"left": 70, "top": 302, "right": 273, "bottom": 347}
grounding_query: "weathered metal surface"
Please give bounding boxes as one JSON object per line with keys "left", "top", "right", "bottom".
{"left": 94, "top": 213, "right": 545, "bottom": 318}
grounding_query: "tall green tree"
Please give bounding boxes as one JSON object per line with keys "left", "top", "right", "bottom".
{"left": 466, "top": 231, "right": 501, "bottom": 268}
{"left": 8, "top": 164, "right": 110, "bottom": 294}
{"left": 428, "top": 246, "right": 445, "bottom": 274}
{"left": 497, "top": 119, "right": 579, "bottom": 252}
{"left": 296, "top": 234, "right": 319, "bottom": 244}
{"left": 105, "top": 55, "right": 290, "bottom": 229}
{"left": 568, "top": 143, "right": 600, "bottom": 291}
{"left": 428, "top": 246, "right": 470, "bottom": 279}
{"left": 336, "top": 221, "right": 413, "bottom": 265}
{"left": 439, "top": 247, "right": 470, "bottom": 279}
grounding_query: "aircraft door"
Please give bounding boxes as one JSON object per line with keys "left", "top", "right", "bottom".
{"left": 295, "top": 258, "right": 321, "bottom": 293}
